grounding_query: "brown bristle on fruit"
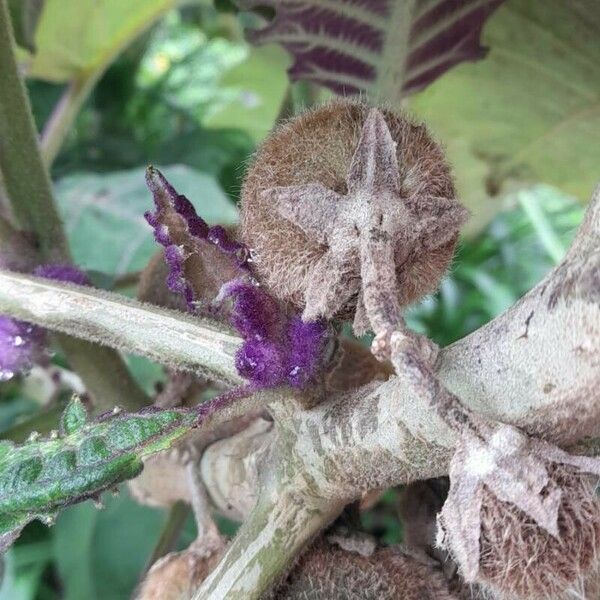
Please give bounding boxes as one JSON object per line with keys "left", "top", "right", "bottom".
{"left": 271, "top": 539, "right": 459, "bottom": 599}
{"left": 478, "top": 464, "right": 600, "bottom": 600}
{"left": 240, "top": 99, "right": 459, "bottom": 321}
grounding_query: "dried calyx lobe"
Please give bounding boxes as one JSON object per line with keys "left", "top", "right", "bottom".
{"left": 144, "top": 167, "right": 329, "bottom": 390}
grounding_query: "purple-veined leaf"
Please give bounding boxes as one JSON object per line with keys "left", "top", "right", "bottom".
{"left": 238, "top": 0, "right": 505, "bottom": 101}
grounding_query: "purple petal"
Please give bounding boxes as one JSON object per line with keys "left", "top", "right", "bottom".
{"left": 235, "top": 339, "right": 285, "bottom": 388}
{"left": 34, "top": 264, "right": 90, "bottom": 286}
{"left": 286, "top": 317, "right": 328, "bottom": 389}
{"left": 0, "top": 316, "right": 46, "bottom": 380}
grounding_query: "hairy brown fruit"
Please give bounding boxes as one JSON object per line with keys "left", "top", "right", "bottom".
{"left": 272, "top": 539, "right": 459, "bottom": 599}
{"left": 477, "top": 465, "right": 600, "bottom": 600}
{"left": 135, "top": 541, "right": 224, "bottom": 600}
{"left": 241, "top": 100, "right": 466, "bottom": 334}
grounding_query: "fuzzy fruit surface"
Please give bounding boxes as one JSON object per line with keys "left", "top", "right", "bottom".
{"left": 241, "top": 100, "right": 461, "bottom": 323}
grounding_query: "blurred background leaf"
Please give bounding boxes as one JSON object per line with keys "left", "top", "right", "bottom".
{"left": 54, "top": 164, "right": 238, "bottom": 276}
{"left": 7, "top": 0, "right": 44, "bottom": 52}
{"left": 204, "top": 44, "right": 289, "bottom": 141}
{"left": 53, "top": 492, "right": 171, "bottom": 600}
{"left": 410, "top": 0, "right": 600, "bottom": 231}
{"left": 20, "top": 0, "right": 178, "bottom": 82}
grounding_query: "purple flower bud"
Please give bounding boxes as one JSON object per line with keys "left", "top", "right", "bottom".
{"left": 235, "top": 339, "right": 285, "bottom": 388}
{"left": 144, "top": 167, "right": 252, "bottom": 311}
{"left": 0, "top": 316, "right": 46, "bottom": 381}
{"left": 34, "top": 264, "right": 90, "bottom": 286}
{"left": 286, "top": 317, "right": 328, "bottom": 389}
{"left": 0, "top": 264, "right": 89, "bottom": 379}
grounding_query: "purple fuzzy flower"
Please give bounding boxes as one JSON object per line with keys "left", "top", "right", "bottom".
{"left": 0, "top": 316, "right": 46, "bottom": 381}
{"left": 218, "top": 279, "right": 281, "bottom": 341}
{"left": 220, "top": 280, "right": 329, "bottom": 390}
{"left": 0, "top": 264, "right": 90, "bottom": 380}
{"left": 34, "top": 264, "right": 90, "bottom": 286}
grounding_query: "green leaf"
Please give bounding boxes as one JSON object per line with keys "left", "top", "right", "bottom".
{"left": 205, "top": 45, "right": 289, "bottom": 141}
{"left": 54, "top": 165, "right": 238, "bottom": 275}
{"left": 410, "top": 0, "right": 600, "bottom": 228}
{"left": 0, "top": 540, "right": 53, "bottom": 600}
{"left": 21, "top": 0, "right": 178, "bottom": 82}
{"left": 53, "top": 492, "right": 166, "bottom": 600}
{"left": 0, "top": 398, "right": 196, "bottom": 553}
{"left": 8, "top": 0, "right": 44, "bottom": 53}
{"left": 59, "top": 397, "right": 88, "bottom": 435}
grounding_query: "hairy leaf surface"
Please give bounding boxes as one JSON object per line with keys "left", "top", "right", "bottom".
{"left": 0, "top": 398, "right": 196, "bottom": 552}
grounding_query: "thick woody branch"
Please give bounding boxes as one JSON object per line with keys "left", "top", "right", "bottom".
{"left": 196, "top": 408, "right": 346, "bottom": 599}
{"left": 195, "top": 187, "right": 600, "bottom": 599}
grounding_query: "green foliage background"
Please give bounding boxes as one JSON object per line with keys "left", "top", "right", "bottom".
{"left": 0, "top": 1, "right": 594, "bottom": 597}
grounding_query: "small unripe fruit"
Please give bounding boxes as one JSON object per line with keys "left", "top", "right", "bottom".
{"left": 241, "top": 100, "right": 465, "bottom": 327}
{"left": 272, "top": 539, "right": 459, "bottom": 599}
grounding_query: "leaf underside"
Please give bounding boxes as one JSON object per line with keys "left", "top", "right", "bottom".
{"left": 238, "top": 0, "right": 505, "bottom": 101}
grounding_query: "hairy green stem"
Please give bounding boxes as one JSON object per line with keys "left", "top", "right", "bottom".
{"left": 196, "top": 478, "right": 342, "bottom": 600}
{"left": 41, "top": 76, "right": 98, "bottom": 167}
{"left": 0, "top": 0, "right": 149, "bottom": 409}
{"left": 0, "top": 0, "right": 70, "bottom": 261}
{"left": 0, "top": 270, "right": 243, "bottom": 385}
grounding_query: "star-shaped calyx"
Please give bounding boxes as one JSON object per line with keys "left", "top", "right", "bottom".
{"left": 437, "top": 423, "right": 600, "bottom": 593}
{"left": 266, "top": 108, "right": 468, "bottom": 360}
